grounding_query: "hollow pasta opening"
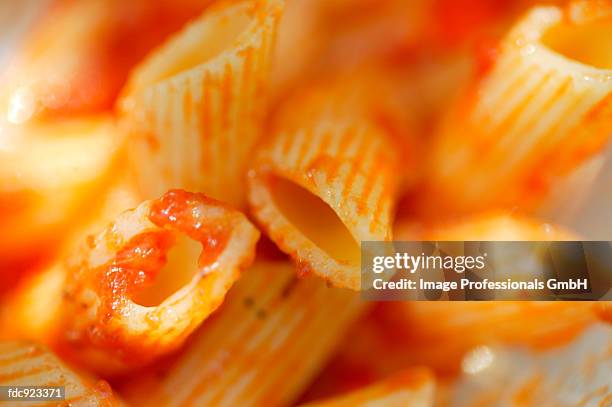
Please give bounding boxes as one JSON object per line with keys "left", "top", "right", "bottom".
{"left": 541, "top": 20, "right": 612, "bottom": 69}
{"left": 268, "top": 176, "right": 361, "bottom": 266}
{"left": 139, "top": 3, "right": 252, "bottom": 86}
{"left": 132, "top": 233, "right": 203, "bottom": 307}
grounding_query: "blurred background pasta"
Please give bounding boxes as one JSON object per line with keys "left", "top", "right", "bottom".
{"left": 0, "top": 0, "right": 610, "bottom": 406}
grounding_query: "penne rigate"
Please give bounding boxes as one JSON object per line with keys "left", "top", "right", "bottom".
{"left": 248, "top": 79, "right": 400, "bottom": 290}
{"left": 0, "top": 341, "right": 122, "bottom": 406}
{"left": 425, "top": 1, "right": 612, "bottom": 216}
{"left": 299, "top": 368, "right": 434, "bottom": 407}
{"left": 55, "top": 189, "right": 259, "bottom": 374}
{"left": 120, "top": 0, "right": 284, "bottom": 207}
{"left": 0, "top": 116, "right": 120, "bottom": 267}
{"left": 121, "top": 260, "right": 364, "bottom": 406}
{"left": 0, "top": 0, "right": 609, "bottom": 403}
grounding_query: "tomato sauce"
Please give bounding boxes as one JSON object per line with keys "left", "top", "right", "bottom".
{"left": 148, "top": 190, "right": 231, "bottom": 268}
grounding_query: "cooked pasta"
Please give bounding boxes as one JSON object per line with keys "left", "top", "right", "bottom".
{"left": 121, "top": 260, "right": 364, "bottom": 406}
{"left": 0, "top": 264, "right": 65, "bottom": 345}
{"left": 0, "top": 0, "right": 213, "bottom": 119}
{"left": 0, "top": 116, "right": 120, "bottom": 267}
{"left": 0, "top": 341, "right": 121, "bottom": 406}
{"left": 394, "top": 211, "right": 575, "bottom": 241}
{"left": 56, "top": 189, "right": 259, "bottom": 374}
{"left": 120, "top": 0, "right": 284, "bottom": 207}
{"left": 306, "top": 299, "right": 599, "bottom": 398}
{"left": 425, "top": 1, "right": 612, "bottom": 216}
{"left": 386, "top": 213, "right": 595, "bottom": 374}
{"left": 299, "top": 369, "right": 434, "bottom": 407}
{"left": 1, "top": 0, "right": 111, "bottom": 120}
{"left": 0, "top": 177, "right": 142, "bottom": 344}
{"left": 446, "top": 323, "right": 612, "bottom": 406}
{"left": 594, "top": 301, "right": 612, "bottom": 324}
{"left": 248, "top": 79, "right": 400, "bottom": 290}
{"left": 385, "top": 301, "right": 598, "bottom": 376}
{"left": 0, "top": 0, "right": 609, "bottom": 404}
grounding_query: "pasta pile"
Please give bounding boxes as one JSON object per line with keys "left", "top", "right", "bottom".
{"left": 0, "top": 0, "right": 610, "bottom": 406}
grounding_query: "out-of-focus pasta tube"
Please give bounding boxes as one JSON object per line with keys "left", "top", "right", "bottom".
{"left": 55, "top": 189, "right": 259, "bottom": 374}
{"left": 447, "top": 324, "right": 612, "bottom": 406}
{"left": 120, "top": 260, "right": 364, "bottom": 406}
{"left": 120, "top": 0, "right": 284, "bottom": 207}
{"left": 299, "top": 369, "right": 434, "bottom": 407}
{"left": 395, "top": 212, "right": 578, "bottom": 293}
{"left": 394, "top": 211, "right": 575, "bottom": 241}
{"left": 248, "top": 79, "right": 400, "bottom": 290}
{"left": 0, "top": 341, "right": 122, "bottom": 406}
{"left": 306, "top": 299, "right": 599, "bottom": 399}
{"left": 382, "top": 301, "right": 599, "bottom": 376}
{"left": 1, "top": 0, "right": 213, "bottom": 120}
{"left": 303, "top": 213, "right": 597, "bottom": 396}
{"left": 390, "top": 213, "right": 594, "bottom": 374}
{"left": 0, "top": 177, "right": 142, "bottom": 345}
{"left": 424, "top": 1, "right": 612, "bottom": 216}
{"left": 0, "top": 116, "right": 120, "bottom": 267}
{"left": 594, "top": 301, "right": 612, "bottom": 324}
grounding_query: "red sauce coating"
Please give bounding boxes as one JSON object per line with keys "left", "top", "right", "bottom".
{"left": 595, "top": 303, "right": 612, "bottom": 325}
{"left": 0, "top": 190, "right": 38, "bottom": 219}
{"left": 93, "top": 190, "right": 233, "bottom": 318}
{"left": 473, "top": 38, "right": 500, "bottom": 79}
{"left": 96, "top": 230, "right": 174, "bottom": 322}
{"left": 148, "top": 190, "right": 231, "bottom": 268}
{"left": 430, "top": 0, "right": 512, "bottom": 49}
{"left": 62, "top": 190, "right": 239, "bottom": 365}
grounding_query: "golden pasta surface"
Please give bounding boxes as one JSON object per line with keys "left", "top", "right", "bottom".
{"left": 0, "top": 0, "right": 609, "bottom": 406}
{"left": 0, "top": 341, "right": 122, "bottom": 406}
{"left": 121, "top": 0, "right": 284, "bottom": 207}
{"left": 248, "top": 79, "right": 400, "bottom": 290}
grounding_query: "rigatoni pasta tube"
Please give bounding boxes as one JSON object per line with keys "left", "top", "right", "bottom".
{"left": 121, "top": 260, "right": 365, "bottom": 407}
{"left": 0, "top": 341, "right": 122, "bottom": 406}
{"left": 248, "top": 81, "right": 400, "bottom": 290}
{"left": 426, "top": 1, "right": 612, "bottom": 215}
{"left": 57, "top": 190, "right": 259, "bottom": 374}
{"left": 119, "top": 0, "right": 284, "bottom": 207}
{"left": 299, "top": 369, "right": 434, "bottom": 407}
